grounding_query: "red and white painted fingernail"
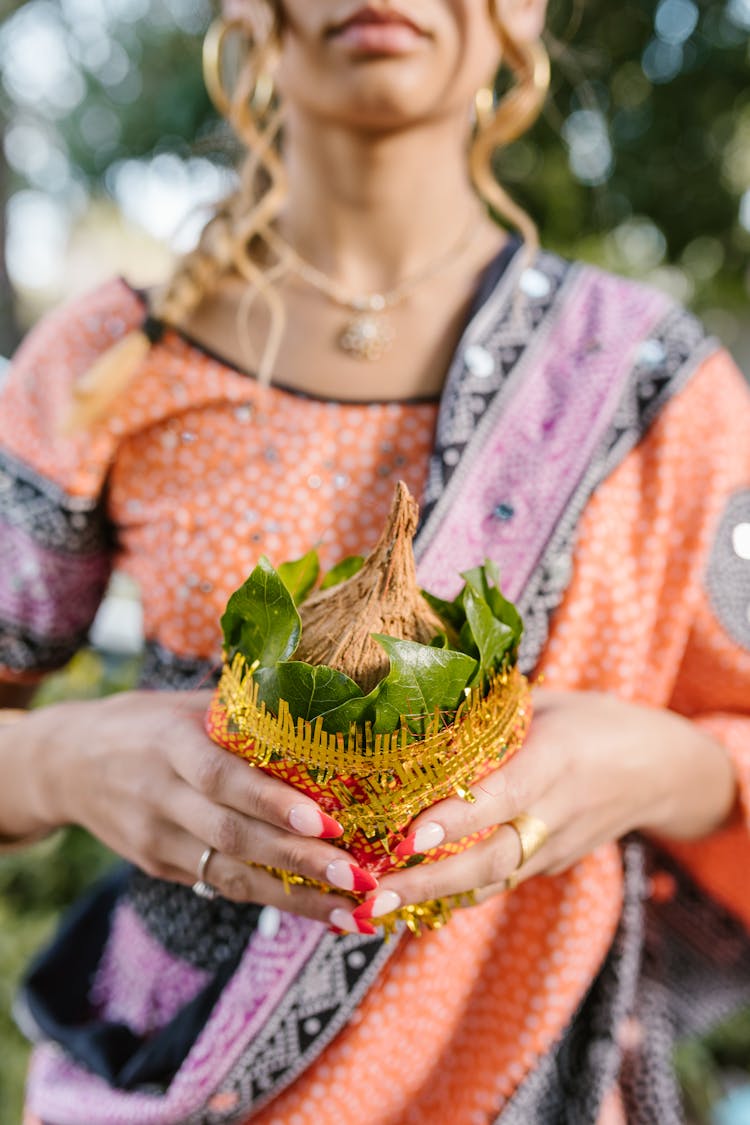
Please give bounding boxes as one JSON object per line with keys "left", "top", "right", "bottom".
{"left": 394, "top": 821, "right": 445, "bottom": 858}
{"left": 328, "top": 908, "right": 377, "bottom": 935}
{"left": 326, "top": 860, "right": 378, "bottom": 893}
{"left": 352, "top": 891, "right": 401, "bottom": 922}
{"left": 289, "top": 805, "right": 344, "bottom": 839}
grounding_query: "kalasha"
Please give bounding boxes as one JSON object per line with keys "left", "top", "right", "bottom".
{"left": 206, "top": 483, "right": 531, "bottom": 934}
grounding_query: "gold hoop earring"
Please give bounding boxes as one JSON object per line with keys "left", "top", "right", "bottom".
{"left": 203, "top": 17, "right": 277, "bottom": 120}
{"left": 468, "top": 33, "right": 549, "bottom": 260}
{"left": 474, "top": 38, "right": 551, "bottom": 143}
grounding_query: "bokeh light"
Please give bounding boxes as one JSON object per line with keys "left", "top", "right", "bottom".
{"left": 0, "top": 0, "right": 747, "bottom": 363}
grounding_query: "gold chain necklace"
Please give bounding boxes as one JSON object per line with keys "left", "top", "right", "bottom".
{"left": 264, "top": 214, "right": 485, "bottom": 361}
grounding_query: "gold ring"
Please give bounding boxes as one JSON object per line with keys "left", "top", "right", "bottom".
{"left": 503, "top": 812, "right": 549, "bottom": 891}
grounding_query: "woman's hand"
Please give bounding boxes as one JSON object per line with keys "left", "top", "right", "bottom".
{"left": 15, "top": 691, "right": 375, "bottom": 922}
{"left": 340, "top": 689, "right": 738, "bottom": 930}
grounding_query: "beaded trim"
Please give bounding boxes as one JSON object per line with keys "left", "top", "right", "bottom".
{"left": 0, "top": 448, "right": 111, "bottom": 674}
{"left": 418, "top": 250, "right": 569, "bottom": 533}
{"left": 128, "top": 871, "right": 262, "bottom": 974}
{"left": 183, "top": 930, "right": 403, "bottom": 1124}
{"left": 517, "top": 303, "right": 713, "bottom": 673}
{"left": 139, "top": 639, "right": 219, "bottom": 692}
{"left": 705, "top": 489, "right": 750, "bottom": 653}
{"left": 0, "top": 447, "right": 107, "bottom": 552}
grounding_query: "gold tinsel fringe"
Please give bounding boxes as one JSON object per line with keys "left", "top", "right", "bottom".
{"left": 247, "top": 859, "right": 478, "bottom": 936}
{"left": 214, "top": 653, "right": 529, "bottom": 839}
{"left": 212, "top": 654, "right": 531, "bottom": 931}
{"left": 213, "top": 654, "right": 530, "bottom": 841}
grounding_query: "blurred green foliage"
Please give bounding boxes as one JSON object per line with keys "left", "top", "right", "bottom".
{"left": 0, "top": 651, "right": 138, "bottom": 1125}
{"left": 677, "top": 1009, "right": 750, "bottom": 1122}
{"left": 1, "top": 0, "right": 748, "bottom": 337}
{"left": 520, "top": 0, "right": 750, "bottom": 328}
{"left": 0, "top": 831, "right": 114, "bottom": 1124}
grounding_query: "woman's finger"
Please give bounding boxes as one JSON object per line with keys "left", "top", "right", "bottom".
{"left": 356, "top": 824, "right": 530, "bottom": 920}
{"left": 167, "top": 781, "right": 378, "bottom": 893}
{"left": 393, "top": 734, "right": 559, "bottom": 860}
{"left": 140, "top": 824, "right": 358, "bottom": 924}
{"left": 350, "top": 790, "right": 563, "bottom": 925}
{"left": 167, "top": 723, "right": 344, "bottom": 840}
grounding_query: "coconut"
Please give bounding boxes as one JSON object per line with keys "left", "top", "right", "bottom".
{"left": 294, "top": 481, "right": 449, "bottom": 692}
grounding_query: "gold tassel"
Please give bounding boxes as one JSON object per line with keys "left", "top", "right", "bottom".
{"left": 60, "top": 326, "right": 155, "bottom": 435}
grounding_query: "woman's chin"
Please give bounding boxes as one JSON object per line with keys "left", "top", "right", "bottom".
{"left": 311, "top": 67, "right": 442, "bottom": 132}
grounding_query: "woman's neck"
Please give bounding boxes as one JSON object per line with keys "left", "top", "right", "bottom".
{"left": 279, "top": 108, "right": 490, "bottom": 295}
{"left": 180, "top": 108, "right": 510, "bottom": 403}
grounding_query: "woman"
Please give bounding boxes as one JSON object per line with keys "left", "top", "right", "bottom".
{"left": 1, "top": 1, "right": 749, "bottom": 1121}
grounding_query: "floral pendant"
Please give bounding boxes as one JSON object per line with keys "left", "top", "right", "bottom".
{"left": 338, "top": 313, "right": 394, "bottom": 361}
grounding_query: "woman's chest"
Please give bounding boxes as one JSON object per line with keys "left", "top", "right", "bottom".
{"left": 103, "top": 376, "right": 690, "bottom": 701}
{"left": 106, "top": 396, "right": 438, "bottom": 657}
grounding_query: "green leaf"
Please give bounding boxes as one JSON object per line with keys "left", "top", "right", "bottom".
{"left": 461, "top": 563, "right": 496, "bottom": 604}
{"left": 278, "top": 550, "right": 320, "bottom": 604}
{"left": 314, "top": 691, "right": 375, "bottom": 733}
{"left": 218, "top": 556, "right": 521, "bottom": 740}
{"left": 459, "top": 618, "right": 480, "bottom": 660}
{"left": 221, "top": 556, "right": 301, "bottom": 667}
{"left": 369, "top": 635, "right": 477, "bottom": 737}
{"left": 463, "top": 586, "right": 515, "bottom": 686}
{"left": 255, "top": 662, "right": 363, "bottom": 722}
{"left": 315, "top": 636, "right": 478, "bottom": 737}
{"left": 421, "top": 589, "right": 467, "bottom": 634}
{"left": 320, "top": 555, "right": 365, "bottom": 590}
{"left": 461, "top": 560, "right": 523, "bottom": 655}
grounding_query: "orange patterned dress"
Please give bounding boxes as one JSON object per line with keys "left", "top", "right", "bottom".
{"left": 3, "top": 250, "right": 749, "bottom": 1125}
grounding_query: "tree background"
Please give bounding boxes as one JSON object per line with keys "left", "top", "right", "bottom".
{"left": 0, "top": 1, "right": 748, "bottom": 1121}
{"left": 0, "top": 0, "right": 748, "bottom": 361}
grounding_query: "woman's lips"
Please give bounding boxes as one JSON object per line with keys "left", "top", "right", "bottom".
{"left": 329, "top": 7, "right": 426, "bottom": 54}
